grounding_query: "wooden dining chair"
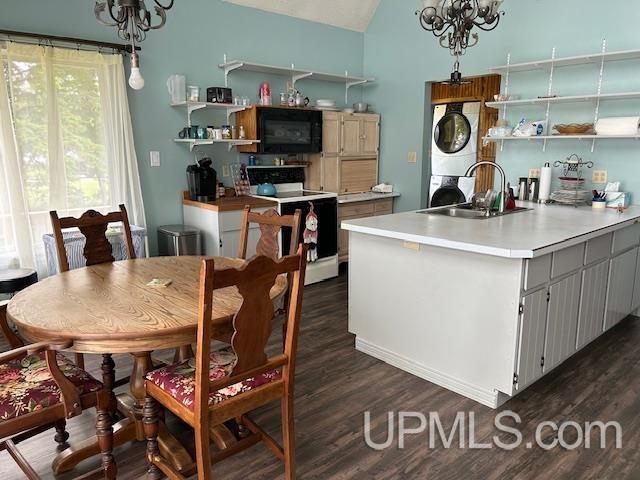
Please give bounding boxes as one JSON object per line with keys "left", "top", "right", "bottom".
{"left": 50, "top": 205, "right": 135, "bottom": 367}
{"left": 237, "top": 206, "right": 302, "bottom": 260}
{"left": 0, "top": 337, "right": 116, "bottom": 479}
{"left": 143, "top": 246, "right": 307, "bottom": 480}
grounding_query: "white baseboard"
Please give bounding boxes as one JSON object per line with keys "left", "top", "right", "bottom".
{"left": 355, "top": 337, "right": 508, "bottom": 409}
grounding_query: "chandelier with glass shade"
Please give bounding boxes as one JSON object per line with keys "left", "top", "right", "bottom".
{"left": 417, "top": 0, "right": 505, "bottom": 85}
{"left": 95, "top": 0, "right": 175, "bottom": 90}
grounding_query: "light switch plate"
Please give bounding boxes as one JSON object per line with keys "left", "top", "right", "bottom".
{"left": 408, "top": 151, "right": 417, "bottom": 164}
{"left": 528, "top": 168, "right": 541, "bottom": 179}
{"left": 150, "top": 151, "right": 160, "bottom": 167}
{"left": 592, "top": 170, "right": 608, "bottom": 184}
{"left": 222, "top": 164, "right": 231, "bottom": 177}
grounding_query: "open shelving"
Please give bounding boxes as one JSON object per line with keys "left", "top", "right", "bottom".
{"left": 174, "top": 138, "right": 260, "bottom": 152}
{"left": 218, "top": 55, "right": 375, "bottom": 104}
{"left": 489, "top": 48, "right": 640, "bottom": 74}
{"left": 489, "top": 41, "right": 640, "bottom": 152}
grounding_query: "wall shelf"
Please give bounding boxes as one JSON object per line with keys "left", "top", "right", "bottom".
{"left": 489, "top": 48, "right": 640, "bottom": 74}
{"left": 492, "top": 40, "right": 640, "bottom": 153}
{"left": 483, "top": 134, "right": 640, "bottom": 142}
{"left": 218, "top": 55, "right": 375, "bottom": 104}
{"left": 174, "top": 138, "right": 260, "bottom": 152}
{"left": 486, "top": 91, "right": 640, "bottom": 108}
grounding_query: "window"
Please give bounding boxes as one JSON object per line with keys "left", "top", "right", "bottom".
{"left": 0, "top": 43, "right": 145, "bottom": 274}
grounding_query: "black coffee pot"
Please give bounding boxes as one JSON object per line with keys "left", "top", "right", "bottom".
{"left": 186, "top": 157, "right": 217, "bottom": 202}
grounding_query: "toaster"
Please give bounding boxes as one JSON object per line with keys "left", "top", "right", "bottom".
{"left": 207, "top": 87, "right": 233, "bottom": 104}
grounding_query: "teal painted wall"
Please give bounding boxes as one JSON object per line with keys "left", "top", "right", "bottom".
{"left": 364, "top": 0, "right": 640, "bottom": 211}
{"left": 0, "top": 0, "right": 365, "bottom": 253}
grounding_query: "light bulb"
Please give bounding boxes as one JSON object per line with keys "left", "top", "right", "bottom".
{"left": 128, "top": 53, "right": 145, "bottom": 90}
{"left": 129, "top": 67, "right": 145, "bottom": 90}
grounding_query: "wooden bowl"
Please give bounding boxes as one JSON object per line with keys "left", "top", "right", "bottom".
{"left": 553, "top": 123, "right": 594, "bottom": 135}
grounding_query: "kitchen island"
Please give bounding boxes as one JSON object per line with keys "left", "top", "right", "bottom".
{"left": 342, "top": 202, "right": 640, "bottom": 407}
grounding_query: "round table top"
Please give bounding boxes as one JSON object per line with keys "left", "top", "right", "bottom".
{"left": 7, "top": 257, "right": 288, "bottom": 354}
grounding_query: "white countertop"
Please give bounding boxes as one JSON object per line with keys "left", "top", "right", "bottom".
{"left": 338, "top": 192, "right": 400, "bottom": 204}
{"left": 341, "top": 202, "right": 640, "bottom": 258}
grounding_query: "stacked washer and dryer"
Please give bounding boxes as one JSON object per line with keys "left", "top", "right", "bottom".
{"left": 429, "top": 102, "right": 480, "bottom": 207}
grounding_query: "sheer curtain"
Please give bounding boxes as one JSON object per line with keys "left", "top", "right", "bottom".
{"left": 0, "top": 42, "right": 146, "bottom": 275}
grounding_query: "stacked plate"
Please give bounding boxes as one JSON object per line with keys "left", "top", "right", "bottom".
{"left": 315, "top": 99, "right": 339, "bottom": 111}
{"left": 550, "top": 190, "right": 590, "bottom": 205}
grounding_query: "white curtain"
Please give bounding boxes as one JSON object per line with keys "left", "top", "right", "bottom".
{"left": 0, "top": 42, "right": 146, "bottom": 275}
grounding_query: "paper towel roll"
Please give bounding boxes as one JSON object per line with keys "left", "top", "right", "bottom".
{"left": 595, "top": 117, "right": 640, "bottom": 136}
{"left": 539, "top": 163, "right": 552, "bottom": 201}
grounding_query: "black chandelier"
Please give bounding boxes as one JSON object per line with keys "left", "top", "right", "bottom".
{"left": 95, "top": 0, "right": 175, "bottom": 90}
{"left": 416, "top": 0, "right": 505, "bottom": 85}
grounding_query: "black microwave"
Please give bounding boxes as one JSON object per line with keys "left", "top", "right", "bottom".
{"left": 237, "top": 107, "right": 322, "bottom": 154}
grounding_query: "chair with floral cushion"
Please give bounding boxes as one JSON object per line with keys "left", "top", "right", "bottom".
{"left": 143, "top": 246, "right": 307, "bottom": 480}
{"left": 0, "top": 337, "right": 116, "bottom": 479}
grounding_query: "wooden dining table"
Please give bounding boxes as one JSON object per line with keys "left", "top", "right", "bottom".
{"left": 6, "top": 256, "right": 288, "bottom": 476}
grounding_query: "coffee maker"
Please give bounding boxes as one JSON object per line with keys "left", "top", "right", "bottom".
{"left": 186, "top": 158, "right": 217, "bottom": 202}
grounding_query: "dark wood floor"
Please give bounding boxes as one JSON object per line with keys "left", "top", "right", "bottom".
{"left": 2, "top": 270, "right": 640, "bottom": 479}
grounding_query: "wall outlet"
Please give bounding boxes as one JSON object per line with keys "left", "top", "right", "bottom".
{"left": 408, "top": 151, "right": 417, "bottom": 164}
{"left": 592, "top": 170, "right": 608, "bottom": 184}
{"left": 150, "top": 151, "right": 160, "bottom": 167}
{"left": 222, "top": 164, "right": 231, "bottom": 177}
{"left": 286, "top": 81, "right": 293, "bottom": 92}
{"left": 528, "top": 168, "right": 541, "bottom": 179}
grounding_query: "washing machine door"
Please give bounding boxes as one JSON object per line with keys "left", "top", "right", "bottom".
{"left": 431, "top": 185, "right": 467, "bottom": 208}
{"left": 434, "top": 108, "right": 471, "bottom": 155}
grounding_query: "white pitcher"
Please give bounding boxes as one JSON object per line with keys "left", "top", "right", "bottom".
{"left": 167, "top": 74, "right": 186, "bottom": 104}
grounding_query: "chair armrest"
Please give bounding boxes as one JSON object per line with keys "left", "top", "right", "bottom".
{"left": 0, "top": 302, "right": 25, "bottom": 348}
{"left": 0, "top": 340, "right": 72, "bottom": 364}
{"left": 44, "top": 350, "right": 83, "bottom": 418}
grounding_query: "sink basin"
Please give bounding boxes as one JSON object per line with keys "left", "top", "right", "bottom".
{"left": 420, "top": 204, "right": 531, "bottom": 220}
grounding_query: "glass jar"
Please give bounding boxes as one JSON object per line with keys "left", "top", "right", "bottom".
{"left": 221, "top": 125, "right": 232, "bottom": 140}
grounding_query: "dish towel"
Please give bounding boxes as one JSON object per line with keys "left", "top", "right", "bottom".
{"left": 595, "top": 117, "right": 640, "bottom": 136}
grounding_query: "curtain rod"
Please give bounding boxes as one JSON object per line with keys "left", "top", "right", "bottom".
{"left": 0, "top": 29, "right": 141, "bottom": 54}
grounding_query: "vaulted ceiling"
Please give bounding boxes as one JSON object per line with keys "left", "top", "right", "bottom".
{"left": 222, "top": 0, "right": 381, "bottom": 33}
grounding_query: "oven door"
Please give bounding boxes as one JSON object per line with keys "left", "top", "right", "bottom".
{"left": 257, "top": 108, "right": 322, "bottom": 154}
{"left": 281, "top": 197, "right": 338, "bottom": 260}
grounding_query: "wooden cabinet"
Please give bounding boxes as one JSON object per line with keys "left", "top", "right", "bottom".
{"left": 340, "top": 113, "right": 379, "bottom": 157}
{"left": 322, "top": 113, "right": 342, "bottom": 156}
{"left": 543, "top": 273, "right": 581, "bottom": 372}
{"left": 338, "top": 198, "right": 393, "bottom": 263}
{"left": 577, "top": 260, "right": 609, "bottom": 349}
{"left": 604, "top": 247, "right": 638, "bottom": 330}
{"left": 515, "top": 289, "right": 547, "bottom": 391}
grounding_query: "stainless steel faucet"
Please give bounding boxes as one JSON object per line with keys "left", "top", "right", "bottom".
{"left": 464, "top": 161, "right": 507, "bottom": 213}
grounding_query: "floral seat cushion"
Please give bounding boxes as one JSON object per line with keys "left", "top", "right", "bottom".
{"left": 146, "top": 347, "right": 281, "bottom": 410}
{"left": 0, "top": 352, "right": 102, "bottom": 421}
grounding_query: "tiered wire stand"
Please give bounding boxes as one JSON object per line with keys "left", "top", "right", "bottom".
{"left": 550, "top": 154, "right": 594, "bottom": 207}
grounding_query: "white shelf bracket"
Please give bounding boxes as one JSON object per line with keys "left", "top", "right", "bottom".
{"left": 502, "top": 53, "right": 511, "bottom": 121}
{"left": 222, "top": 54, "right": 244, "bottom": 88}
{"left": 346, "top": 78, "right": 368, "bottom": 104}
{"left": 291, "top": 71, "right": 313, "bottom": 90}
{"left": 592, "top": 39, "right": 608, "bottom": 154}
{"left": 542, "top": 47, "right": 556, "bottom": 153}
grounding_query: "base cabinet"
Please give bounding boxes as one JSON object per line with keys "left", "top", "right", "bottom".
{"left": 604, "top": 247, "right": 639, "bottom": 330}
{"left": 577, "top": 261, "right": 609, "bottom": 349}
{"left": 544, "top": 273, "right": 581, "bottom": 372}
{"left": 633, "top": 252, "right": 640, "bottom": 312}
{"left": 515, "top": 289, "right": 548, "bottom": 390}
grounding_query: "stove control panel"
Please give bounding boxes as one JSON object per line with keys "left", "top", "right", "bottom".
{"left": 247, "top": 167, "right": 305, "bottom": 185}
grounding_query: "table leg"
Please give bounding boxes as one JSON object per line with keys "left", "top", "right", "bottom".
{"left": 52, "top": 352, "right": 196, "bottom": 476}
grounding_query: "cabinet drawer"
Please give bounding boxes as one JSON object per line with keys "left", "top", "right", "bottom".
{"left": 524, "top": 254, "right": 551, "bottom": 291}
{"left": 374, "top": 199, "right": 393, "bottom": 214}
{"left": 339, "top": 202, "right": 375, "bottom": 218}
{"left": 612, "top": 223, "right": 640, "bottom": 254}
{"left": 220, "top": 208, "right": 269, "bottom": 232}
{"left": 552, "top": 243, "right": 585, "bottom": 279}
{"left": 585, "top": 233, "right": 613, "bottom": 265}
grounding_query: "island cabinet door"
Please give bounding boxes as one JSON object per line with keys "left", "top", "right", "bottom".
{"left": 543, "top": 273, "right": 581, "bottom": 373}
{"left": 605, "top": 247, "right": 639, "bottom": 330}
{"left": 515, "top": 289, "right": 548, "bottom": 391}
{"left": 576, "top": 261, "right": 609, "bottom": 350}
{"left": 633, "top": 252, "right": 640, "bottom": 312}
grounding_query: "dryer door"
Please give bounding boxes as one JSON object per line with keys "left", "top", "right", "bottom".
{"left": 430, "top": 185, "right": 467, "bottom": 208}
{"left": 434, "top": 111, "right": 471, "bottom": 155}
